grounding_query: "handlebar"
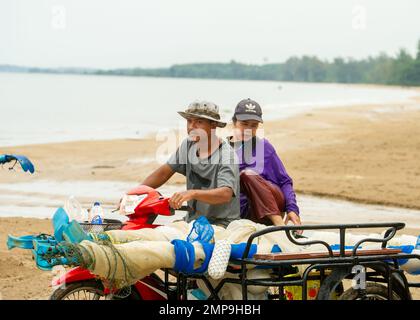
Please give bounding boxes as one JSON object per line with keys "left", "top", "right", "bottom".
{"left": 178, "top": 205, "right": 190, "bottom": 212}
{"left": 169, "top": 204, "right": 191, "bottom": 215}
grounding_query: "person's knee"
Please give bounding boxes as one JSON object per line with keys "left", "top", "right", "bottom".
{"left": 240, "top": 169, "right": 258, "bottom": 181}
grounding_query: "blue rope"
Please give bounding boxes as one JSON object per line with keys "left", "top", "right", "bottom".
{"left": 193, "top": 242, "right": 214, "bottom": 273}
{"left": 172, "top": 240, "right": 196, "bottom": 273}
{"left": 230, "top": 243, "right": 258, "bottom": 259}
{"left": 171, "top": 239, "right": 214, "bottom": 274}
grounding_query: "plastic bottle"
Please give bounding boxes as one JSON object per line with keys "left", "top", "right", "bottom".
{"left": 186, "top": 288, "right": 207, "bottom": 300}
{"left": 89, "top": 202, "right": 104, "bottom": 224}
{"left": 65, "top": 196, "right": 87, "bottom": 222}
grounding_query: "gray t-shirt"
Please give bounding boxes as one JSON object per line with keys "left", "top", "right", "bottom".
{"left": 167, "top": 138, "right": 240, "bottom": 227}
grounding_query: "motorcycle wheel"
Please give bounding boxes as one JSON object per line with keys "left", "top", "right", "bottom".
{"left": 50, "top": 280, "right": 141, "bottom": 300}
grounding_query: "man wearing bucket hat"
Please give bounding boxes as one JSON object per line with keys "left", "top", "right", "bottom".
{"left": 141, "top": 100, "right": 240, "bottom": 227}
{"left": 177, "top": 101, "right": 227, "bottom": 128}
{"left": 228, "top": 98, "right": 301, "bottom": 228}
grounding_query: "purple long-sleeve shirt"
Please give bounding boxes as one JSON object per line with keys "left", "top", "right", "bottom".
{"left": 229, "top": 136, "right": 300, "bottom": 218}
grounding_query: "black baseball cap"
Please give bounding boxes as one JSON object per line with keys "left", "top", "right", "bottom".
{"left": 233, "top": 98, "right": 263, "bottom": 123}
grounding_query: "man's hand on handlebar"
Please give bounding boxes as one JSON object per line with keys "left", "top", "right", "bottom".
{"left": 169, "top": 190, "right": 195, "bottom": 210}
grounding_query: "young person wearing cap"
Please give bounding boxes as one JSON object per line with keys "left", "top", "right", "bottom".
{"left": 141, "top": 100, "right": 240, "bottom": 228}
{"left": 228, "top": 98, "right": 301, "bottom": 227}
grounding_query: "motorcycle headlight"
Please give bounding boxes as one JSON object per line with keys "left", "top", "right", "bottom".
{"left": 122, "top": 194, "right": 147, "bottom": 215}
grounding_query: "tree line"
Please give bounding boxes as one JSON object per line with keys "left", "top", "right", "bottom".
{"left": 2, "top": 40, "right": 420, "bottom": 86}
{"left": 96, "top": 40, "right": 420, "bottom": 86}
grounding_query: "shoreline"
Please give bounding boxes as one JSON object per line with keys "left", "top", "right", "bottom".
{"left": 2, "top": 95, "right": 420, "bottom": 210}
{"left": 2, "top": 178, "right": 420, "bottom": 217}
{"left": 2, "top": 70, "right": 420, "bottom": 89}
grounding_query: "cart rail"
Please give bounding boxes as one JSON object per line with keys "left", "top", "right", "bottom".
{"left": 230, "top": 222, "right": 420, "bottom": 300}
{"left": 240, "top": 222, "right": 406, "bottom": 260}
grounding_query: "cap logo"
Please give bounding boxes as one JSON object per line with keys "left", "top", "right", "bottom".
{"left": 245, "top": 103, "right": 256, "bottom": 110}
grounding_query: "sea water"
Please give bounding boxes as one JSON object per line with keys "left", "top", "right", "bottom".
{"left": 0, "top": 72, "right": 418, "bottom": 147}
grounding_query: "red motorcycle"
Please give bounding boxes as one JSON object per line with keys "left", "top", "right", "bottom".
{"left": 50, "top": 185, "right": 187, "bottom": 300}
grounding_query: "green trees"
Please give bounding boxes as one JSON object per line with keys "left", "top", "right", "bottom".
{"left": 3, "top": 40, "right": 419, "bottom": 86}
{"left": 280, "top": 56, "right": 327, "bottom": 82}
{"left": 101, "top": 40, "right": 419, "bottom": 86}
{"left": 417, "top": 40, "right": 420, "bottom": 61}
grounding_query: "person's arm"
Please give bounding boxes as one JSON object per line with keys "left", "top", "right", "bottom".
{"left": 269, "top": 152, "right": 302, "bottom": 230}
{"left": 142, "top": 164, "right": 175, "bottom": 189}
{"left": 169, "top": 187, "right": 233, "bottom": 209}
{"left": 264, "top": 142, "right": 300, "bottom": 216}
{"left": 273, "top": 162, "right": 300, "bottom": 216}
{"left": 169, "top": 149, "right": 237, "bottom": 209}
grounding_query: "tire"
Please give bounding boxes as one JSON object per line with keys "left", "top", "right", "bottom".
{"left": 50, "top": 280, "right": 142, "bottom": 300}
{"left": 317, "top": 267, "right": 350, "bottom": 300}
{"left": 50, "top": 280, "right": 106, "bottom": 300}
{"left": 338, "top": 283, "right": 401, "bottom": 300}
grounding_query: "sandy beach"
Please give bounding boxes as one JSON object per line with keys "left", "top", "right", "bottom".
{"left": 1, "top": 89, "right": 420, "bottom": 299}
{"left": 0, "top": 217, "right": 53, "bottom": 299}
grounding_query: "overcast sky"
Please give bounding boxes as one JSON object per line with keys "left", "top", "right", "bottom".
{"left": 1, "top": 0, "right": 419, "bottom": 68}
